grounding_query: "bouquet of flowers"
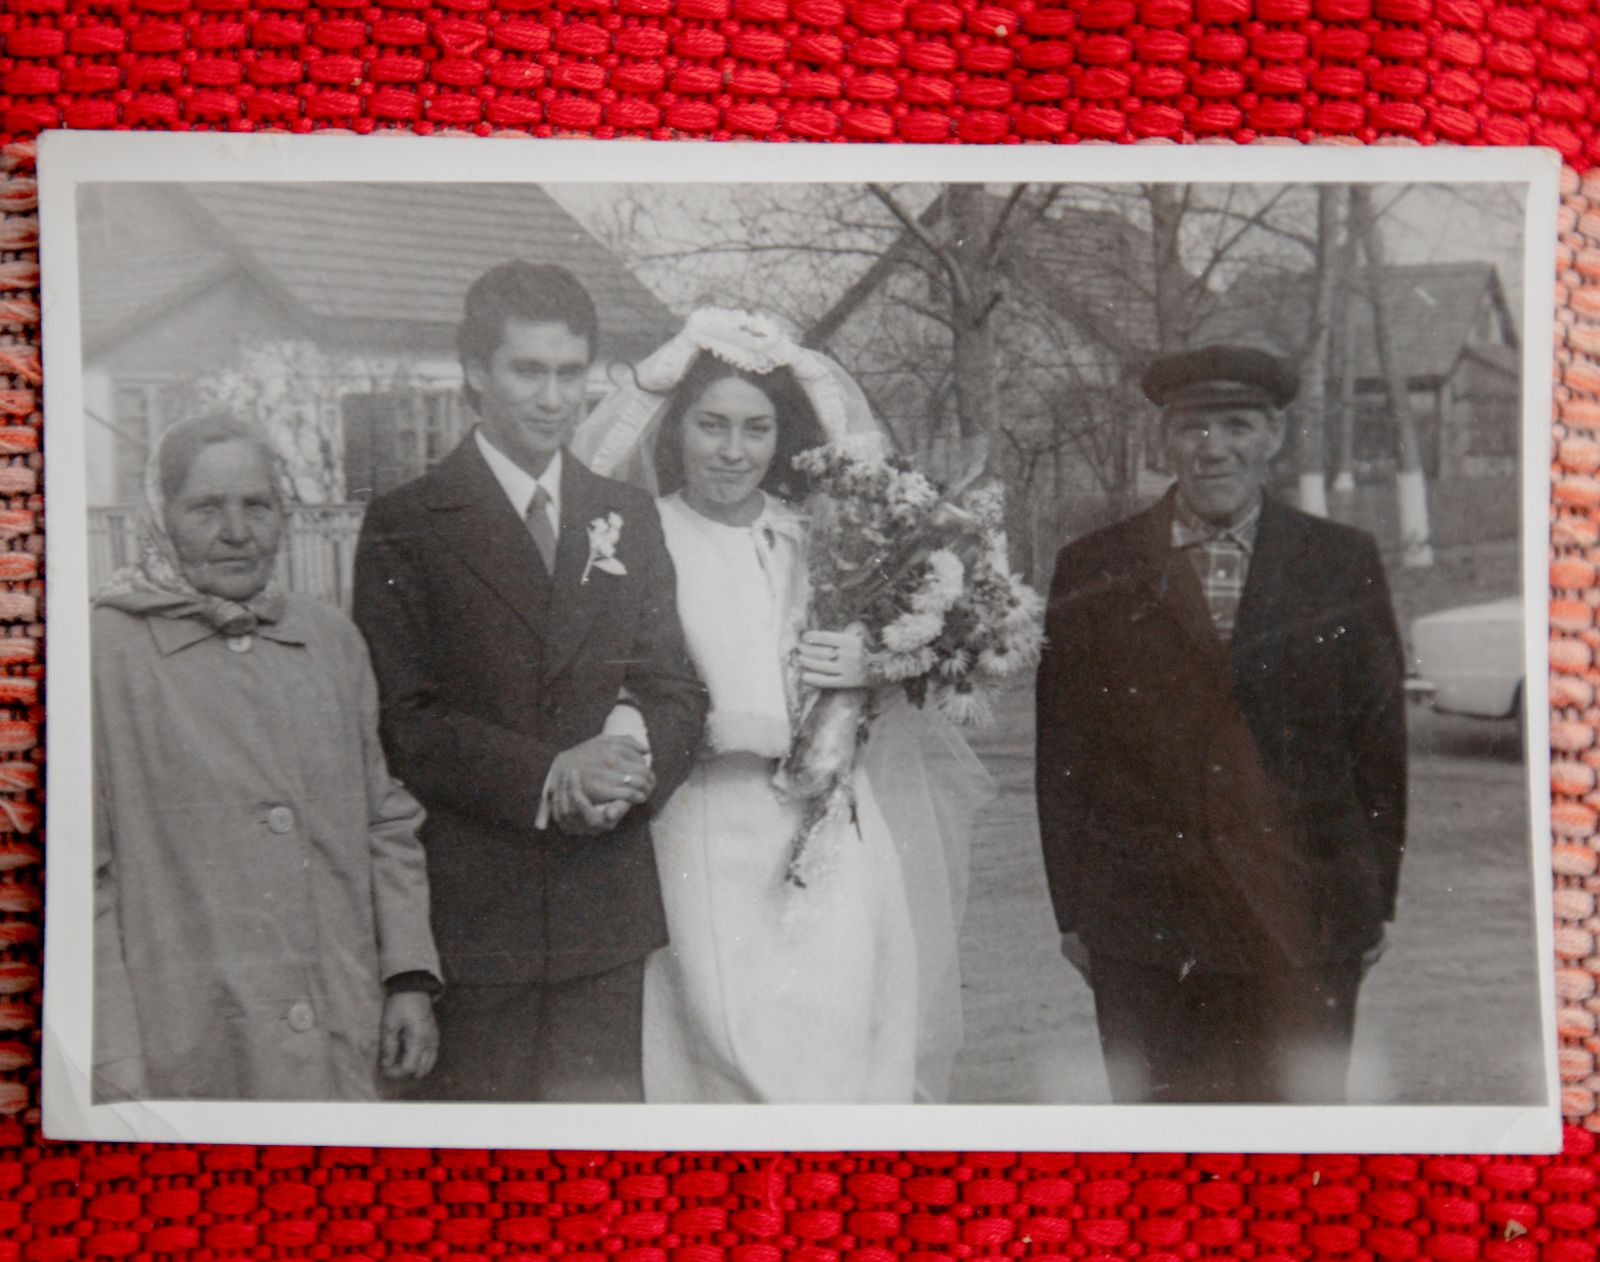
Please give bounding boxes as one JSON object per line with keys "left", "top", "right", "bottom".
{"left": 774, "top": 442, "right": 1045, "bottom": 890}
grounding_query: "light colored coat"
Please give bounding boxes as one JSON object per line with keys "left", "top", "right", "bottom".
{"left": 93, "top": 595, "right": 439, "bottom": 1101}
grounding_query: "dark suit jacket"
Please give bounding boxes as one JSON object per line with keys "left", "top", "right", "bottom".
{"left": 1035, "top": 490, "right": 1407, "bottom": 974}
{"left": 352, "top": 437, "right": 708, "bottom": 987}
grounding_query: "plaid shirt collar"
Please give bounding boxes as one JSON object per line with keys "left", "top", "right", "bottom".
{"left": 1170, "top": 494, "right": 1263, "bottom": 554}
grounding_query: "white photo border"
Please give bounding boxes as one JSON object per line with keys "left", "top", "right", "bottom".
{"left": 38, "top": 131, "right": 1563, "bottom": 1153}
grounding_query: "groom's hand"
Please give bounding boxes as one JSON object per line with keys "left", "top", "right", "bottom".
{"left": 554, "top": 783, "right": 632, "bottom": 834}
{"left": 550, "top": 735, "right": 656, "bottom": 834}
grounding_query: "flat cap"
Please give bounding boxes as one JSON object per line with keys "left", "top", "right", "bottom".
{"left": 1141, "top": 343, "right": 1298, "bottom": 411}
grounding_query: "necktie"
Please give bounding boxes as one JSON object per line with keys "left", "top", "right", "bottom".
{"left": 526, "top": 484, "right": 556, "bottom": 575}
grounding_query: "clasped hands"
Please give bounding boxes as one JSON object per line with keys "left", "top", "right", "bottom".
{"left": 550, "top": 626, "right": 868, "bottom": 837}
{"left": 548, "top": 734, "right": 655, "bottom": 835}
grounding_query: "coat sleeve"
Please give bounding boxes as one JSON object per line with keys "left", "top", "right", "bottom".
{"left": 1035, "top": 544, "right": 1094, "bottom": 936}
{"left": 92, "top": 721, "right": 146, "bottom": 1101}
{"left": 350, "top": 632, "right": 443, "bottom": 987}
{"left": 352, "top": 494, "right": 563, "bottom": 836}
{"left": 1343, "top": 534, "right": 1409, "bottom": 921}
{"left": 620, "top": 495, "right": 709, "bottom": 810}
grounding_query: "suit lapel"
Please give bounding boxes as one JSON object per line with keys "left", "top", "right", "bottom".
{"left": 543, "top": 455, "right": 613, "bottom": 684}
{"left": 1229, "top": 495, "right": 1298, "bottom": 657}
{"left": 422, "top": 437, "right": 553, "bottom": 638}
{"left": 1131, "top": 492, "right": 1230, "bottom": 669}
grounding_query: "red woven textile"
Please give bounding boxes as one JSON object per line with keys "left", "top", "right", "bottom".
{"left": 6, "top": 0, "right": 1600, "bottom": 1256}
{"left": 0, "top": 0, "right": 1594, "bottom": 153}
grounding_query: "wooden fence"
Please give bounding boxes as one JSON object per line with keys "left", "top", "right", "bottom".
{"left": 88, "top": 504, "right": 369, "bottom": 611}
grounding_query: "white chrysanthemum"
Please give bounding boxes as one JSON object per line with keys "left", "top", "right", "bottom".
{"left": 1009, "top": 627, "right": 1044, "bottom": 670}
{"left": 938, "top": 684, "right": 995, "bottom": 727}
{"left": 911, "top": 549, "right": 965, "bottom": 612}
{"left": 882, "top": 610, "right": 943, "bottom": 652}
{"left": 977, "top": 645, "right": 1026, "bottom": 678}
{"left": 875, "top": 647, "right": 937, "bottom": 682}
{"left": 962, "top": 482, "right": 1006, "bottom": 528}
{"left": 891, "top": 470, "right": 939, "bottom": 510}
{"left": 931, "top": 547, "right": 964, "bottom": 580}
{"left": 1005, "top": 579, "right": 1045, "bottom": 628}
{"left": 938, "top": 649, "right": 972, "bottom": 681}
{"left": 792, "top": 446, "right": 830, "bottom": 477}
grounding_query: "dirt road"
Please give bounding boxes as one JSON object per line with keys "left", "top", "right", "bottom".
{"left": 948, "top": 689, "right": 1546, "bottom": 1105}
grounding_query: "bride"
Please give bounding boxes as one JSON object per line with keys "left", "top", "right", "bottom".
{"left": 573, "top": 309, "right": 990, "bottom": 1103}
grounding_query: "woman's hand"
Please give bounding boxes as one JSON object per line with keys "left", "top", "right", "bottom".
{"left": 381, "top": 991, "right": 440, "bottom": 1081}
{"left": 799, "top": 624, "right": 870, "bottom": 689}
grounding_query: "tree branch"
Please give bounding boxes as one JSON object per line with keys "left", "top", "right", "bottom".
{"left": 868, "top": 183, "right": 975, "bottom": 310}
{"left": 1185, "top": 187, "right": 1303, "bottom": 296}
{"left": 985, "top": 183, "right": 1032, "bottom": 259}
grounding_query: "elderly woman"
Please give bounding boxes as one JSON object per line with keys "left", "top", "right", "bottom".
{"left": 92, "top": 415, "right": 441, "bottom": 1102}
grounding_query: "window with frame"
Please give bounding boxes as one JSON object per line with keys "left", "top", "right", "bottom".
{"left": 109, "top": 382, "right": 162, "bottom": 505}
{"left": 341, "top": 390, "right": 463, "bottom": 501}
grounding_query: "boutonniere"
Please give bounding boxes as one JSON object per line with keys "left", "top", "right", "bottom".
{"left": 582, "top": 512, "right": 627, "bottom": 584}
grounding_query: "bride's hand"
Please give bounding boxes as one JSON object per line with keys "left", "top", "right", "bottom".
{"left": 799, "top": 625, "right": 869, "bottom": 689}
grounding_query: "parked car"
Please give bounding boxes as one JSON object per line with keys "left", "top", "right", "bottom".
{"left": 1407, "top": 595, "right": 1524, "bottom": 721}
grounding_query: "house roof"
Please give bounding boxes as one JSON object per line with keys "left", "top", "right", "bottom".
{"left": 1461, "top": 341, "right": 1520, "bottom": 377}
{"left": 78, "top": 185, "right": 238, "bottom": 355}
{"left": 80, "top": 182, "right": 678, "bottom": 363}
{"left": 1007, "top": 206, "right": 1169, "bottom": 358}
{"left": 1201, "top": 260, "right": 1517, "bottom": 386}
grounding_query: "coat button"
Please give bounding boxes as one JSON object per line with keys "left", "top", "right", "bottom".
{"left": 267, "top": 806, "right": 295, "bottom": 834}
{"left": 227, "top": 635, "right": 253, "bottom": 653}
{"left": 287, "top": 1002, "right": 314, "bottom": 1032}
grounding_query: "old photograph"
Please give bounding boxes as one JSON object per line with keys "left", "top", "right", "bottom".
{"left": 39, "top": 135, "right": 1559, "bottom": 1150}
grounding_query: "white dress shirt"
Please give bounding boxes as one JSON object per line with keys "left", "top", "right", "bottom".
{"left": 475, "top": 428, "right": 561, "bottom": 547}
{"left": 472, "top": 430, "right": 647, "bottom": 827}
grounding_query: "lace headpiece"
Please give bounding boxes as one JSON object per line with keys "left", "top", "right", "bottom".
{"left": 571, "top": 307, "right": 884, "bottom": 485}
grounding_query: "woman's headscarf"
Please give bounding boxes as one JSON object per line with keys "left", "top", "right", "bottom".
{"left": 94, "top": 416, "right": 286, "bottom": 637}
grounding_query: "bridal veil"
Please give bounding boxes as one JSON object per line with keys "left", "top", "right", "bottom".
{"left": 571, "top": 308, "right": 994, "bottom": 1102}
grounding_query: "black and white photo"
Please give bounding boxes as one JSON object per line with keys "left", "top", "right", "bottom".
{"left": 39, "top": 134, "right": 1559, "bottom": 1151}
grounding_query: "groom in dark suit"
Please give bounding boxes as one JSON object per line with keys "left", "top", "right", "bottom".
{"left": 1035, "top": 343, "right": 1407, "bottom": 1103}
{"left": 353, "top": 261, "right": 707, "bottom": 1102}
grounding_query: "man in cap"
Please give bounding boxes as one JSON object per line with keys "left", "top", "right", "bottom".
{"left": 1033, "top": 342, "right": 1407, "bottom": 1103}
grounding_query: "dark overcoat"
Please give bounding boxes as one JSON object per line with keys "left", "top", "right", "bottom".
{"left": 1035, "top": 491, "right": 1407, "bottom": 974}
{"left": 353, "top": 437, "right": 708, "bottom": 988}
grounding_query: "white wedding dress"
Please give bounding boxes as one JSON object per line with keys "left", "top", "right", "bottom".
{"left": 642, "top": 491, "right": 924, "bottom": 1102}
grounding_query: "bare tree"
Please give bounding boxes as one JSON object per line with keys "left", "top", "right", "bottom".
{"left": 586, "top": 180, "right": 1347, "bottom": 581}
{"left": 1146, "top": 184, "right": 1189, "bottom": 353}
{"left": 1294, "top": 185, "right": 1342, "bottom": 518}
{"left": 868, "top": 184, "right": 1004, "bottom": 472}
{"left": 1351, "top": 186, "right": 1435, "bottom": 567}
{"left": 1328, "top": 188, "right": 1361, "bottom": 498}
{"left": 175, "top": 341, "right": 426, "bottom": 505}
